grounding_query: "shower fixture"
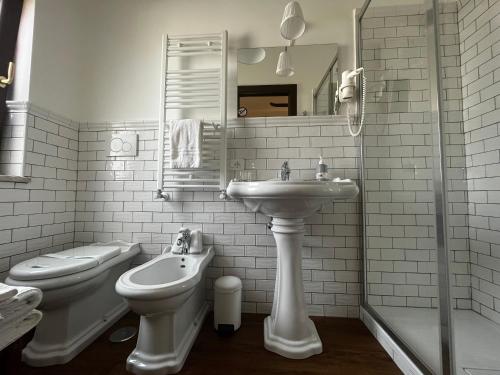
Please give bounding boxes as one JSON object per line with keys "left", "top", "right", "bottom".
{"left": 275, "top": 1, "right": 306, "bottom": 77}
{"left": 276, "top": 47, "right": 294, "bottom": 77}
{"left": 280, "top": 1, "right": 306, "bottom": 41}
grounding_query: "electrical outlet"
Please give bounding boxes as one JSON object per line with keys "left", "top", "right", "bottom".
{"left": 229, "top": 159, "right": 244, "bottom": 171}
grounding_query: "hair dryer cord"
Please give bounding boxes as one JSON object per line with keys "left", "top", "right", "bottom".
{"left": 347, "top": 70, "right": 367, "bottom": 137}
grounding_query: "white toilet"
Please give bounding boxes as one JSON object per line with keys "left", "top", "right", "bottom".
{"left": 5, "top": 240, "right": 140, "bottom": 367}
{"left": 116, "top": 246, "right": 214, "bottom": 375}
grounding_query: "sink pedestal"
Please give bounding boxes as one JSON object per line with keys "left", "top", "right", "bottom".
{"left": 226, "top": 179, "right": 359, "bottom": 359}
{"left": 264, "top": 217, "right": 323, "bottom": 359}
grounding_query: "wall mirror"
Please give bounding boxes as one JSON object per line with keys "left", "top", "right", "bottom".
{"left": 237, "top": 43, "right": 338, "bottom": 118}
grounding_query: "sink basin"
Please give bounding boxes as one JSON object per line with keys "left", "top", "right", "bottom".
{"left": 226, "top": 179, "right": 359, "bottom": 218}
{"left": 226, "top": 178, "right": 359, "bottom": 359}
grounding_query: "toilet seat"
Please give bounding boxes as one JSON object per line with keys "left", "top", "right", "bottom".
{"left": 45, "top": 245, "right": 122, "bottom": 264}
{"left": 9, "top": 245, "right": 123, "bottom": 281}
{"left": 9, "top": 257, "right": 99, "bottom": 281}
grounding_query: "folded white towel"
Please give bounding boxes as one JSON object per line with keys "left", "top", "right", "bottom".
{"left": 0, "top": 286, "right": 42, "bottom": 327}
{"left": 0, "top": 309, "right": 42, "bottom": 351}
{"left": 188, "top": 229, "right": 203, "bottom": 254}
{"left": 169, "top": 119, "right": 203, "bottom": 168}
{"left": 0, "top": 283, "right": 18, "bottom": 303}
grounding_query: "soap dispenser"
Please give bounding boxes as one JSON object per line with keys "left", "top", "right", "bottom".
{"left": 316, "top": 156, "right": 329, "bottom": 181}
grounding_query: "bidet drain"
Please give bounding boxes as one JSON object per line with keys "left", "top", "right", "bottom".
{"left": 109, "top": 326, "right": 137, "bottom": 343}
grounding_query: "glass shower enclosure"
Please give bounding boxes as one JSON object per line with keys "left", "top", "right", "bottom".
{"left": 312, "top": 57, "right": 338, "bottom": 115}
{"left": 358, "top": 0, "right": 500, "bottom": 374}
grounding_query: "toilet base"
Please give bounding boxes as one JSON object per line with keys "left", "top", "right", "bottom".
{"left": 126, "top": 302, "right": 208, "bottom": 375}
{"left": 23, "top": 301, "right": 128, "bottom": 366}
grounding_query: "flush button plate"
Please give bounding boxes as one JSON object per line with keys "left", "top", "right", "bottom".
{"left": 106, "top": 132, "right": 138, "bottom": 157}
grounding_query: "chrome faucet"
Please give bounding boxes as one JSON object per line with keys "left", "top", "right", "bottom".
{"left": 280, "top": 161, "right": 290, "bottom": 181}
{"left": 177, "top": 229, "right": 191, "bottom": 254}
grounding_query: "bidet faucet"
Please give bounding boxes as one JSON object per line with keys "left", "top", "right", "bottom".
{"left": 280, "top": 161, "right": 290, "bottom": 181}
{"left": 177, "top": 229, "right": 191, "bottom": 254}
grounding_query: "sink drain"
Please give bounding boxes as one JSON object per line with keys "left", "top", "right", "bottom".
{"left": 109, "top": 326, "right": 137, "bottom": 343}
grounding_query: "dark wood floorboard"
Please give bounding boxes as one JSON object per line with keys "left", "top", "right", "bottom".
{"left": 1, "top": 313, "right": 402, "bottom": 375}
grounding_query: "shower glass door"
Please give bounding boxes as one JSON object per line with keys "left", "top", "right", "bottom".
{"left": 442, "top": 0, "right": 500, "bottom": 374}
{"left": 360, "top": 1, "right": 443, "bottom": 373}
{"left": 361, "top": 0, "right": 500, "bottom": 373}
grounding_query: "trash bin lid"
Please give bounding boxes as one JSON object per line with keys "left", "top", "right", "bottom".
{"left": 215, "top": 276, "right": 242, "bottom": 293}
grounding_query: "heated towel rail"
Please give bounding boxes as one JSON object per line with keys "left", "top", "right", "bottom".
{"left": 156, "top": 32, "right": 228, "bottom": 200}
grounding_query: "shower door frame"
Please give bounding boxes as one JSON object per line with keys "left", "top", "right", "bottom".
{"left": 357, "top": 0, "right": 455, "bottom": 374}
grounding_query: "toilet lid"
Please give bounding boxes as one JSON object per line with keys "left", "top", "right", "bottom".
{"left": 44, "top": 245, "right": 122, "bottom": 264}
{"left": 9, "top": 256, "right": 99, "bottom": 281}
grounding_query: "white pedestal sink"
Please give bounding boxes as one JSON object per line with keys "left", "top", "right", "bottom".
{"left": 226, "top": 178, "right": 359, "bottom": 359}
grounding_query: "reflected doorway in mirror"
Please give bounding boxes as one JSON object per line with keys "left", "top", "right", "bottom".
{"left": 237, "top": 84, "right": 297, "bottom": 117}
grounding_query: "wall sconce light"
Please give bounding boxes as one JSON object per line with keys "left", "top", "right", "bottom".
{"left": 280, "top": 1, "right": 306, "bottom": 41}
{"left": 276, "top": 47, "right": 294, "bottom": 77}
{"left": 238, "top": 48, "right": 267, "bottom": 65}
{"left": 275, "top": 1, "right": 305, "bottom": 77}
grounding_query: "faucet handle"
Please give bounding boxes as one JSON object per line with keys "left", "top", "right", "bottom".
{"left": 280, "top": 161, "right": 291, "bottom": 181}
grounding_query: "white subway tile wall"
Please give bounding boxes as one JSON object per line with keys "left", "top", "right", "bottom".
{"left": 440, "top": 3, "right": 472, "bottom": 310}
{"left": 361, "top": 3, "right": 470, "bottom": 309}
{"left": 0, "top": 106, "right": 362, "bottom": 317}
{"left": 0, "top": 110, "right": 78, "bottom": 279}
{"left": 0, "top": 112, "right": 27, "bottom": 176}
{"left": 73, "top": 116, "right": 361, "bottom": 317}
{"left": 459, "top": 0, "right": 500, "bottom": 324}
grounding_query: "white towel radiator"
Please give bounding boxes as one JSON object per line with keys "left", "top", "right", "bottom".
{"left": 156, "top": 31, "right": 228, "bottom": 200}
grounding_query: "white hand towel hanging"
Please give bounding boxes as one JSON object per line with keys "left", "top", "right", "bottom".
{"left": 169, "top": 119, "right": 203, "bottom": 168}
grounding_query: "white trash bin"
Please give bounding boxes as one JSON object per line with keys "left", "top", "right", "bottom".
{"left": 214, "top": 276, "right": 242, "bottom": 335}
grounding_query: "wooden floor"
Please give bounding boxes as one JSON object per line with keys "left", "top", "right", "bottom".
{"left": 1, "top": 313, "right": 402, "bottom": 375}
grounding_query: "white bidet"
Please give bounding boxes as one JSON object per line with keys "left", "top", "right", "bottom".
{"left": 115, "top": 247, "right": 214, "bottom": 375}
